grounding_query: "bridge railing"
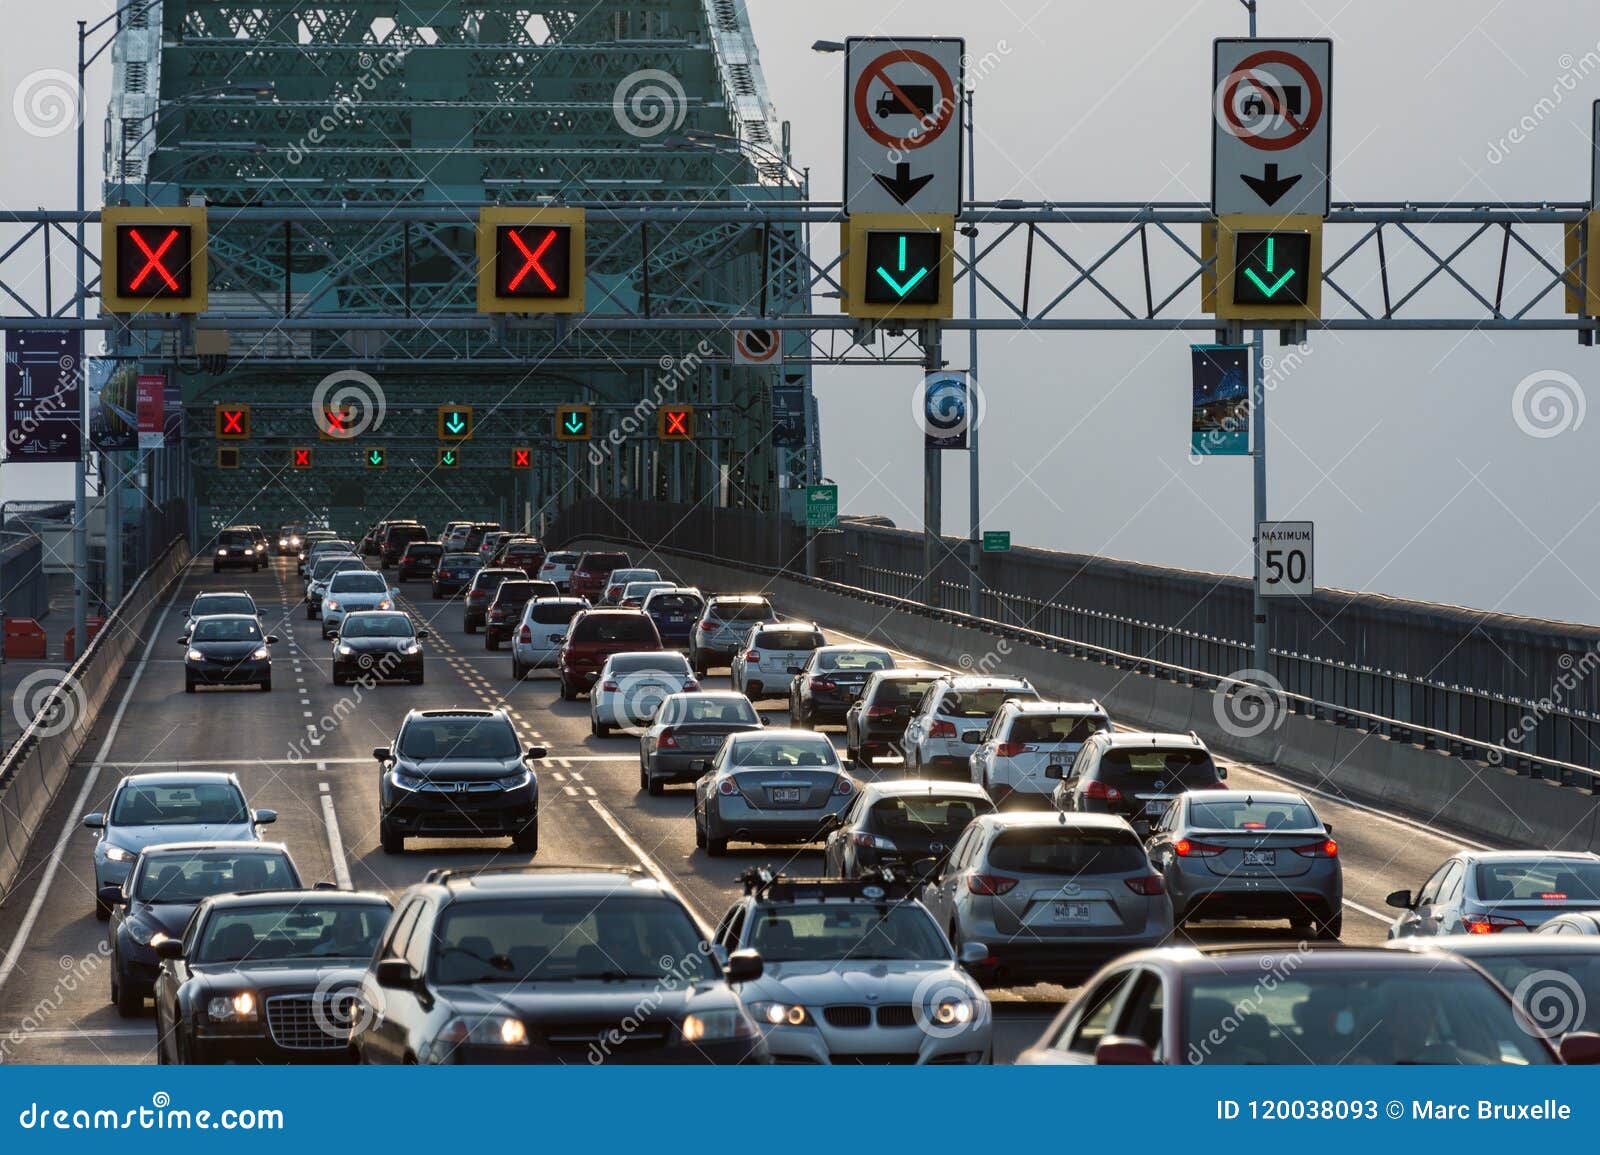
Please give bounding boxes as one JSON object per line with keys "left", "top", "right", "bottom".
{"left": 552, "top": 498, "right": 1600, "bottom": 785}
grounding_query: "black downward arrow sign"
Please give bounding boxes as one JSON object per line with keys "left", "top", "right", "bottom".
{"left": 873, "top": 162, "right": 935, "bottom": 206}
{"left": 1240, "top": 163, "right": 1303, "bottom": 207}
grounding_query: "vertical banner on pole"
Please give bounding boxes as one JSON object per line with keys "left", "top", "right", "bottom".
{"left": 136, "top": 372, "right": 166, "bottom": 449}
{"left": 922, "top": 370, "right": 973, "bottom": 449}
{"left": 4, "top": 329, "right": 83, "bottom": 462}
{"left": 87, "top": 358, "right": 137, "bottom": 450}
{"left": 163, "top": 378, "right": 183, "bottom": 446}
{"left": 1190, "top": 344, "right": 1251, "bottom": 455}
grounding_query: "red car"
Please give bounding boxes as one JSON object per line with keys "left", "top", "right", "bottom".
{"left": 558, "top": 608, "right": 661, "bottom": 700}
{"left": 569, "top": 551, "right": 631, "bottom": 603}
{"left": 500, "top": 541, "right": 547, "bottom": 578}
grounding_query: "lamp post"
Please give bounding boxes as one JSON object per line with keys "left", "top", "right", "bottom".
{"left": 1239, "top": 0, "right": 1270, "bottom": 678}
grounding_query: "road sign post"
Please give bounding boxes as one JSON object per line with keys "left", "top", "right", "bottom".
{"left": 844, "top": 38, "right": 964, "bottom": 217}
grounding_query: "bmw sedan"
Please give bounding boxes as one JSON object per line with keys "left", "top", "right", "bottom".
{"left": 332, "top": 611, "right": 427, "bottom": 686}
{"left": 180, "top": 614, "right": 277, "bottom": 692}
{"left": 693, "top": 730, "right": 855, "bottom": 857}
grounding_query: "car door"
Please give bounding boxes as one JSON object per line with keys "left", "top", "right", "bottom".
{"left": 825, "top": 792, "right": 867, "bottom": 874}
{"left": 972, "top": 710, "right": 1006, "bottom": 786}
{"left": 1398, "top": 861, "right": 1457, "bottom": 937}
{"left": 1431, "top": 859, "right": 1470, "bottom": 934}
{"left": 1144, "top": 796, "right": 1183, "bottom": 871}
{"left": 1111, "top": 969, "right": 1167, "bottom": 1063}
{"left": 924, "top": 826, "right": 976, "bottom": 926}
{"left": 1050, "top": 968, "right": 1137, "bottom": 1064}
{"left": 363, "top": 899, "right": 423, "bottom": 1063}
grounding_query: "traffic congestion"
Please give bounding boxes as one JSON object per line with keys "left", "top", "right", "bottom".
{"left": 49, "top": 518, "right": 1600, "bottom": 1065}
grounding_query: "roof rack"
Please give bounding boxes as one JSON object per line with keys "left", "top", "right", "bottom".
{"left": 422, "top": 863, "right": 644, "bottom": 886}
{"left": 737, "top": 865, "right": 924, "bottom": 903}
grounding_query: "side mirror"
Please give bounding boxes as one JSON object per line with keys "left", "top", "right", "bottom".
{"left": 1385, "top": 889, "right": 1414, "bottom": 910}
{"left": 958, "top": 941, "right": 989, "bottom": 967}
{"left": 1044, "top": 765, "right": 1064, "bottom": 779}
{"left": 416, "top": 629, "right": 430, "bottom": 639}
{"left": 787, "top": 665, "right": 803, "bottom": 675}
{"left": 175, "top": 637, "right": 189, "bottom": 646}
{"left": 1094, "top": 1036, "right": 1156, "bottom": 1065}
{"left": 82, "top": 813, "right": 106, "bottom": 830}
{"left": 724, "top": 948, "right": 763, "bottom": 984}
{"left": 911, "top": 856, "right": 941, "bottom": 882}
{"left": 266, "top": 635, "right": 280, "bottom": 645}
{"left": 1217, "top": 765, "right": 1229, "bottom": 780}
{"left": 154, "top": 938, "right": 185, "bottom": 960}
{"left": 525, "top": 745, "right": 547, "bottom": 761}
{"left": 1559, "top": 1032, "right": 1600, "bottom": 1065}
{"left": 760, "top": 716, "right": 773, "bottom": 726}
{"left": 373, "top": 746, "right": 392, "bottom": 763}
{"left": 253, "top": 808, "right": 278, "bottom": 826}
{"left": 312, "top": 881, "right": 341, "bottom": 891}
{"left": 374, "top": 958, "right": 417, "bottom": 990}
{"left": 96, "top": 885, "right": 126, "bottom": 909}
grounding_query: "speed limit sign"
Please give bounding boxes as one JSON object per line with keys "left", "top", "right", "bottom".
{"left": 1256, "top": 521, "right": 1314, "bottom": 597}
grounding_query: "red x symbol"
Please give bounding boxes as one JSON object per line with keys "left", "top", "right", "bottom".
{"left": 665, "top": 410, "right": 689, "bottom": 436}
{"left": 128, "top": 228, "right": 181, "bottom": 292}
{"left": 512, "top": 449, "right": 531, "bottom": 468}
{"left": 221, "top": 410, "right": 244, "bottom": 434}
{"left": 506, "top": 228, "right": 558, "bottom": 292}
{"left": 326, "top": 409, "right": 345, "bottom": 434}
{"left": 293, "top": 449, "right": 311, "bottom": 467}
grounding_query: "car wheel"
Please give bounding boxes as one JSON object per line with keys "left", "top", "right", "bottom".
{"left": 430, "top": 586, "right": 441, "bottom": 598}
{"left": 306, "top": 605, "right": 316, "bottom": 620}
{"left": 1319, "top": 912, "right": 1343, "bottom": 940}
{"left": 593, "top": 717, "right": 611, "bottom": 738}
{"left": 95, "top": 892, "right": 111, "bottom": 920}
{"left": 212, "top": 563, "right": 220, "bottom": 573}
{"left": 464, "top": 621, "right": 477, "bottom": 634}
{"left": 155, "top": 1004, "right": 176, "bottom": 1064}
{"left": 184, "top": 677, "right": 196, "bottom": 694}
{"left": 512, "top": 659, "right": 524, "bottom": 680}
{"left": 691, "top": 652, "right": 706, "bottom": 677}
{"left": 486, "top": 636, "right": 499, "bottom": 651}
{"left": 261, "top": 677, "right": 272, "bottom": 692}
{"left": 409, "top": 671, "right": 424, "bottom": 686}
{"left": 114, "top": 968, "right": 142, "bottom": 1018}
{"left": 638, "top": 760, "right": 649, "bottom": 790}
{"left": 512, "top": 821, "right": 538, "bottom": 855}
{"left": 380, "top": 819, "right": 404, "bottom": 855}
{"left": 706, "top": 833, "right": 728, "bottom": 857}
{"left": 694, "top": 814, "right": 707, "bottom": 849}
{"left": 647, "top": 774, "right": 664, "bottom": 797}
{"left": 332, "top": 669, "right": 346, "bottom": 687}
{"left": 559, "top": 680, "right": 575, "bottom": 701}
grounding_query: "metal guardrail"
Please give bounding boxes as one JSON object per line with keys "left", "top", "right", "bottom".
{"left": 553, "top": 503, "right": 1600, "bottom": 793}
{"left": 0, "top": 537, "right": 190, "bottom": 905}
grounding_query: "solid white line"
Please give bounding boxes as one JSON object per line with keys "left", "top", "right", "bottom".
{"left": 586, "top": 798, "right": 712, "bottom": 937}
{"left": 96, "top": 757, "right": 372, "bottom": 768}
{"left": 0, "top": 569, "right": 187, "bottom": 995}
{"left": 0, "top": 1027, "right": 150, "bottom": 1042}
{"left": 317, "top": 771, "right": 353, "bottom": 890}
{"left": 1344, "top": 898, "right": 1392, "bottom": 924}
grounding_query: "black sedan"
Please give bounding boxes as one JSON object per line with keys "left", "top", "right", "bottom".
{"left": 104, "top": 842, "right": 301, "bottom": 1016}
{"left": 181, "top": 614, "right": 278, "bottom": 692}
{"left": 787, "top": 645, "right": 895, "bottom": 727}
{"left": 153, "top": 890, "right": 393, "bottom": 1064}
{"left": 332, "top": 611, "right": 427, "bottom": 686}
{"left": 395, "top": 542, "right": 444, "bottom": 582}
{"left": 430, "top": 551, "right": 482, "bottom": 598}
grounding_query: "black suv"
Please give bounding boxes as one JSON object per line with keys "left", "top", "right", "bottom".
{"left": 484, "top": 579, "right": 556, "bottom": 650}
{"left": 373, "top": 709, "right": 545, "bottom": 854}
{"left": 355, "top": 866, "right": 767, "bottom": 1065}
{"left": 211, "top": 527, "right": 261, "bottom": 573}
{"left": 379, "top": 523, "right": 430, "bottom": 568}
{"left": 395, "top": 541, "right": 444, "bottom": 582}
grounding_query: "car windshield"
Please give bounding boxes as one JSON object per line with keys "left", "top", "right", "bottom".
{"left": 134, "top": 851, "right": 295, "bottom": 903}
{"left": 609, "top": 653, "right": 690, "bottom": 675}
{"left": 111, "top": 782, "right": 250, "bottom": 826}
{"left": 870, "top": 794, "right": 994, "bottom": 837}
{"left": 1464, "top": 951, "right": 1600, "bottom": 1032}
{"left": 1184, "top": 970, "right": 1555, "bottom": 1065}
{"left": 342, "top": 614, "right": 413, "bottom": 638}
{"left": 748, "top": 903, "right": 948, "bottom": 963}
{"left": 754, "top": 629, "right": 824, "bottom": 649}
{"left": 194, "top": 902, "right": 391, "bottom": 962}
{"left": 675, "top": 697, "right": 759, "bottom": 725}
{"left": 1189, "top": 798, "right": 1319, "bottom": 831}
{"left": 528, "top": 601, "right": 584, "bottom": 625}
{"left": 330, "top": 573, "right": 389, "bottom": 594}
{"left": 986, "top": 827, "right": 1148, "bottom": 875}
{"left": 729, "top": 736, "right": 838, "bottom": 768}
{"left": 191, "top": 595, "right": 254, "bottom": 617}
{"left": 398, "top": 717, "right": 519, "bottom": 760}
{"left": 1009, "top": 713, "right": 1109, "bottom": 743}
{"left": 432, "top": 897, "right": 714, "bottom": 984}
{"left": 710, "top": 601, "right": 771, "bottom": 622}
{"left": 1475, "top": 861, "right": 1600, "bottom": 902}
{"left": 572, "top": 614, "right": 658, "bottom": 644}
{"left": 311, "top": 558, "right": 358, "bottom": 579}
{"left": 938, "top": 687, "right": 1031, "bottom": 717}
{"left": 311, "top": 541, "right": 353, "bottom": 554}
{"left": 648, "top": 594, "right": 703, "bottom": 615}
{"left": 191, "top": 618, "right": 262, "bottom": 642}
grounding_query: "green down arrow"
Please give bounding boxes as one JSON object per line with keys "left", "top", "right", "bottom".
{"left": 441, "top": 451, "right": 457, "bottom": 466}
{"left": 445, "top": 413, "right": 467, "bottom": 434}
{"left": 367, "top": 450, "right": 384, "bottom": 466}
{"left": 874, "top": 235, "right": 930, "bottom": 298}
{"left": 563, "top": 413, "right": 586, "bottom": 434}
{"left": 1242, "top": 236, "right": 1296, "bottom": 299}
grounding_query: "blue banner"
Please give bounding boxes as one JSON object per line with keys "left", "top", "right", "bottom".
{"left": 1191, "top": 343, "right": 1250, "bottom": 455}
{"left": 3, "top": 330, "right": 82, "bottom": 463}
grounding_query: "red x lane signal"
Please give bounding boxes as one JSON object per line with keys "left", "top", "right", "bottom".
{"left": 215, "top": 405, "right": 250, "bottom": 440}
{"left": 292, "top": 447, "right": 313, "bottom": 469}
{"left": 495, "top": 225, "right": 572, "bottom": 299}
{"left": 319, "top": 406, "right": 356, "bottom": 440}
{"left": 478, "top": 209, "right": 584, "bottom": 314}
{"left": 657, "top": 406, "right": 694, "bottom": 441}
{"left": 115, "top": 224, "right": 193, "bottom": 299}
{"left": 510, "top": 447, "right": 532, "bottom": 470}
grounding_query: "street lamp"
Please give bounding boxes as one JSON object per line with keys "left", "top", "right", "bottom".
{"left": 810, "top": 40, "right": 846, "bottom": 54}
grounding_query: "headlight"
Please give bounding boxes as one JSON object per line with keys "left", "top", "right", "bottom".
{"left": 216, "top": 549, "right": 228, "bottom": 556}
{"left": 243, "top": 548, "right": 255, "bottom": 555}
{"left": 435, "top": 1015, "right": 527, "bottom": 1050}
{"left": 206, "top": 992, "right": 258, "bottom": 1022}
{"left": 681, "top": 1009, "right": 757, "bottom": 1042}
{"left": 325, "top": 600, "right": 339, "bottom": 611}
{"left": 931, "top": 998, "right": 973, "bottom": 1026}
{"left": 278, "top": 538, "right": 288, "bottom": 547}
{"left": 126, "top": 919, "right": 163, "bottom": 947}
{"left": 496, "top": 770, "right": 531, "bottom": 790}
{"left": 749, "top": 1001, "right": 810, "bottom": 1027}
{"left": 390, "top": 770, "right": 426, "bottom": 791}
{"left": 251, "top": 646, "right": 270, "bottom": 661}
{"left": 186, "top": 648, "right": 205, "bottom": 662}
{"left": 336, "top": 643, "right": 355, "bottom": 657}
{"left": 398, "top": 640, "right": 420, "bottom": 655}
{"left": 378, "top": 599, "right": 393, "bottom": 610}
{"left": 103, "top": 844, "right": 135, "bottom": 863}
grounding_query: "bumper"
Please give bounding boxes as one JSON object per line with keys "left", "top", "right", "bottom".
{"left": 646, "top": 750, "right": 721, "bottom": 782}
{"left": 117, "top": 945, "right": 162, "bottom": 997}
{"left": 705, "top": 800, "right": 848, "bottom": 846}
{"left": 434, "top": 1038, "right": 764, "bottom": 1065}
{"left": 382, "top": 783, "right": 538, "bottom": 839}
{"left": 561, "top": 664, "right": 601, "bottom": 689}
{"left": 916, "top": 752, "right": 973, "bottom": 779}
{"left": 987, "top": 779, "right": 1057, "bottom": 810}
{"left": 763, "top": 1019, "right": 990, "bottom": 1065}
{"left": 186, "top": 659, "right": 270, "bottom": 685}
{"left": 511, "top": 644, "right": 561, "bottom": 668}
{"left": 806, "top": 694, "right": 858, "bottom": 722}
{"left": 212, "top": 555, "right": 258, "bottom": 569}
{"left": 1172, "top": 876, "right": 1341, "bottom": 922}
{"left": 190, "top": 1030, "right": 358, "bottom": 1064}
{"left": 96, "top": 857, "right": 133, "bottom": 891}
{"left": 334, "top": 654, "right": 422, "bottom": 682}
{"left": 969, "top": 933, "right": 1171, "bottom": 985}
{"left": 397, "top": 564, "right": 435, "bottom": 579}
{"left": 463, "top": 607, "right": 489, "bottom": 628}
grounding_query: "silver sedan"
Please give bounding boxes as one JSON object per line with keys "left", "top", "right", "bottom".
{"left": 693, "top": 730, "right": 855, "bottom": 857}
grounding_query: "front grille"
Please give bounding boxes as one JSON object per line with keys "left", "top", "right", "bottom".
{"left": 542, "top": 1020, "right": 670, "bottom": 1047}
{"left": 822, "top": 1005, "right": 871, "bottom": 1028}
{"left": 265, "top": 993, "right": 353, "bottom": 1050}
{"left": 875, "top": 1004, "right": 915, "bottom": 1028}
{"left": 830, "top": 1052, "right": 919, "bottom": 1065}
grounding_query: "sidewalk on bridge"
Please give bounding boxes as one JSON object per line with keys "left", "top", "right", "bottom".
{"left": 2, "top": 572, "right": 83, "bottom": 756}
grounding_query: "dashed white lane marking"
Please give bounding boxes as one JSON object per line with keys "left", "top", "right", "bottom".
{"left": 318, "top": 773, "right": 353, "bottom": 890}
{"left": 95, "top": 757, "right": 373, "bottom": 768}
{"left": 586, "top": 799, "right": 712, "bottom": 937}
{"left": 1, "top": 1028, "right": 151, "bottom": 1042}
{"left": 563, "top": 786, "right": 578, "bottom": 797}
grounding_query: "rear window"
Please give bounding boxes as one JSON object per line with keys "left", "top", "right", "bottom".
{"left": 818, "top": 650, "right": 892, "bottom": 673}
{"left": 545, "top": 552, "right": 579, "bottom": 565}
{"left": 754, "top": 629, "right": 824, "bottom": 649}
{"left": 937, "top": 687, "right": 1033, "bottom": 717}
{"left": 578, "top": 553, "right": 630, "bottom": 573}
{"left": 708, "top": 600, "right": 771, "bottom": 622}
{"left": 876, "top": 677, "right": 940, "bottom": 705}
{"left": 192, "top": 595, "right": 255, "bottom": 616}
{"left": 1475, "top": 861, "right": 1600, "bottom": 902}
{"left": 505, "top": 545, "right": 543, "bottom": 558}
{"left": 571, "top": 614, "right": 660, "bottom": 644}
{"left": 986, "top": 827, "right": 1148, "bottom": 875}
{"left": 870, "top": 795, "right": 994, "bottom": 837}
{"left": 1189, "top": 798, "right": 1318, "bottom": 831}
{"left": 493, "top": 582, "right": 537, "bottom": 602}
{"left": 1097, "top": 747, "right": 1220, "bottom": 788}
{"left": 388, "top": 526, "right": 426, "bottom": 542}
{"left": 648, "top": 594, "right": 703, "bottom": 615}
{"left": 529, "top": 601, "right": 585, "bottom": 625}
{"left": 609, "top": 653, "right": 691, "bottom": 674}
{"left": 404, "top": 543, "right": 442, "bottom": 557}
{"left": 1007, "top": 713, "right": 1109, "bottom": 744}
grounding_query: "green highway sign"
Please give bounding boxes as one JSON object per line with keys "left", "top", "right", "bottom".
{"left": 1232, "top": 231, "right": 1311, "bottom": 306}
{"left": 982, "top": 530, "right": 1011, "bottom": 553}
{"left": 805, "top": 484, "right": 839, "bottom": 530}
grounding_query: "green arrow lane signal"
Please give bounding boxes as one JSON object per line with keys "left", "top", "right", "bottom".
{"left": 1230, "top": 230, "right": 1312, "bottom": 307}
{"left": 446, "top": 413, "right": 466, "bottom": 433}
{"left": 366, "top": 448, "right": 386, "bottom": 468}
{"left": 556, "top": 405, "right": 592, "bottom": 441}
{"left": 564, "top": 413, "right": 584, "bottom": 433}
{"left": 861, "top": 228, "right": 941, "bottom": 306}
{"left": 1242, "top": 236, "right": 1296, "bottom": 298}
{"left": 875, "top": 235, "right": 930, "bottom": 298}
{"left": 438, "top": 448, "right": 459, "bottom": 468}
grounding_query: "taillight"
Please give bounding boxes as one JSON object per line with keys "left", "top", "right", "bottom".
{"left": 1125, "top": 875, "right": 1166, "bottom": 895}
{"left": 1174, "top": 838, "right": 1223, "bottom": 858}
{"left": 745, "top": 650, "right": 761, "bottom": 663}
{"left": 1083, "top": 780, "right": 1123, "bottom": 802}
{"left": 717, "top": 778, "right": 737, "bottom": 796}
{"left": 833, "top": 777, "right": 854, "bottom": 795}
{"left": 1292, "top": 839, "right": 1339, "bottom": 858}
{"left": 966, "top": 874, "right": 1017, "bottom": 896}
{"left": 852, "top": 832, "right": 894, "bottom": 851}
{"left": 601, "top": 680, "right": 619, "bottom": 692}
{"left": 684, "top": 679, "right": 700, "bottom": 691}
{"left": 810, "top": 678, "right": 837, "bottom": 692}
{"left": 658, "top": 729, "right": 678, "bottom": 749}
{"left": 865, "top": 706, "right": 895, "bottom": 718}
{"left": 929, "top": 720, "right": 957, "bottom": 739}
{"left": 1465, "top": 914, "right": 1526, "bottom": 934}
{"left": 995, "top": 741, "right": 1027, "bottom": 757}
{"left": 518, "top": 626, "right": 532, "bottom": 642}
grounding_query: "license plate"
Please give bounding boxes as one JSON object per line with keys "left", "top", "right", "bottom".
{"left": 1244, "top": 850, "right": 1276, "bottom": 867}
{"left": 1143, "top": 800, "right": 1167, "bottom": 815}
{"left": 691, "top": 734, "right": 722, "bottom": 748}
{"left": 771, "top": 787, "right": 803, "bottom": 803}
{"left": 1051, "top": 902, "right": 1091, "bottom": 923}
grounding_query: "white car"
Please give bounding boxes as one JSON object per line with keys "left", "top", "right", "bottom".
{"left": 510, "top": 596, "right": 588, "bottom": 679}
{"left": 537, "top": 550, "right": 581, "bottom": 592}
{"left": 590, "top": 650, "right": 699, "bottom": 736}
{"left": 620, "top": 580, "right": 677, "bottom": 607}
{"left": 601, "top": 567, "right": 663, "bottom": 605}
{"left": 711, "top": 872, "right": 993, "bottom": 1064}
{"left": 321, "top": 569, "right": 399, "bottom": 637}
{"left": 730, "top": 621, "right": 827, "bottom": 701}
{"left": 901, "top": 675, "right": 1041, "bottom": 780}
{"left": 969, "top": 700, "right": 1112, "bottom": 809}
{"left": 304, "top": 556, "right": 366, "bottom": 617}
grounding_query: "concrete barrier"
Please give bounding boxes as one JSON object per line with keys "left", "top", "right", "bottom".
{"left": 568, "top": 539, "right": 1600, "bottom": 852}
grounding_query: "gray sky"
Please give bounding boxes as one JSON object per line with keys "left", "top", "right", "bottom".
{"left": 4, "top": 1, "right": 1598, "bottom": 624}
